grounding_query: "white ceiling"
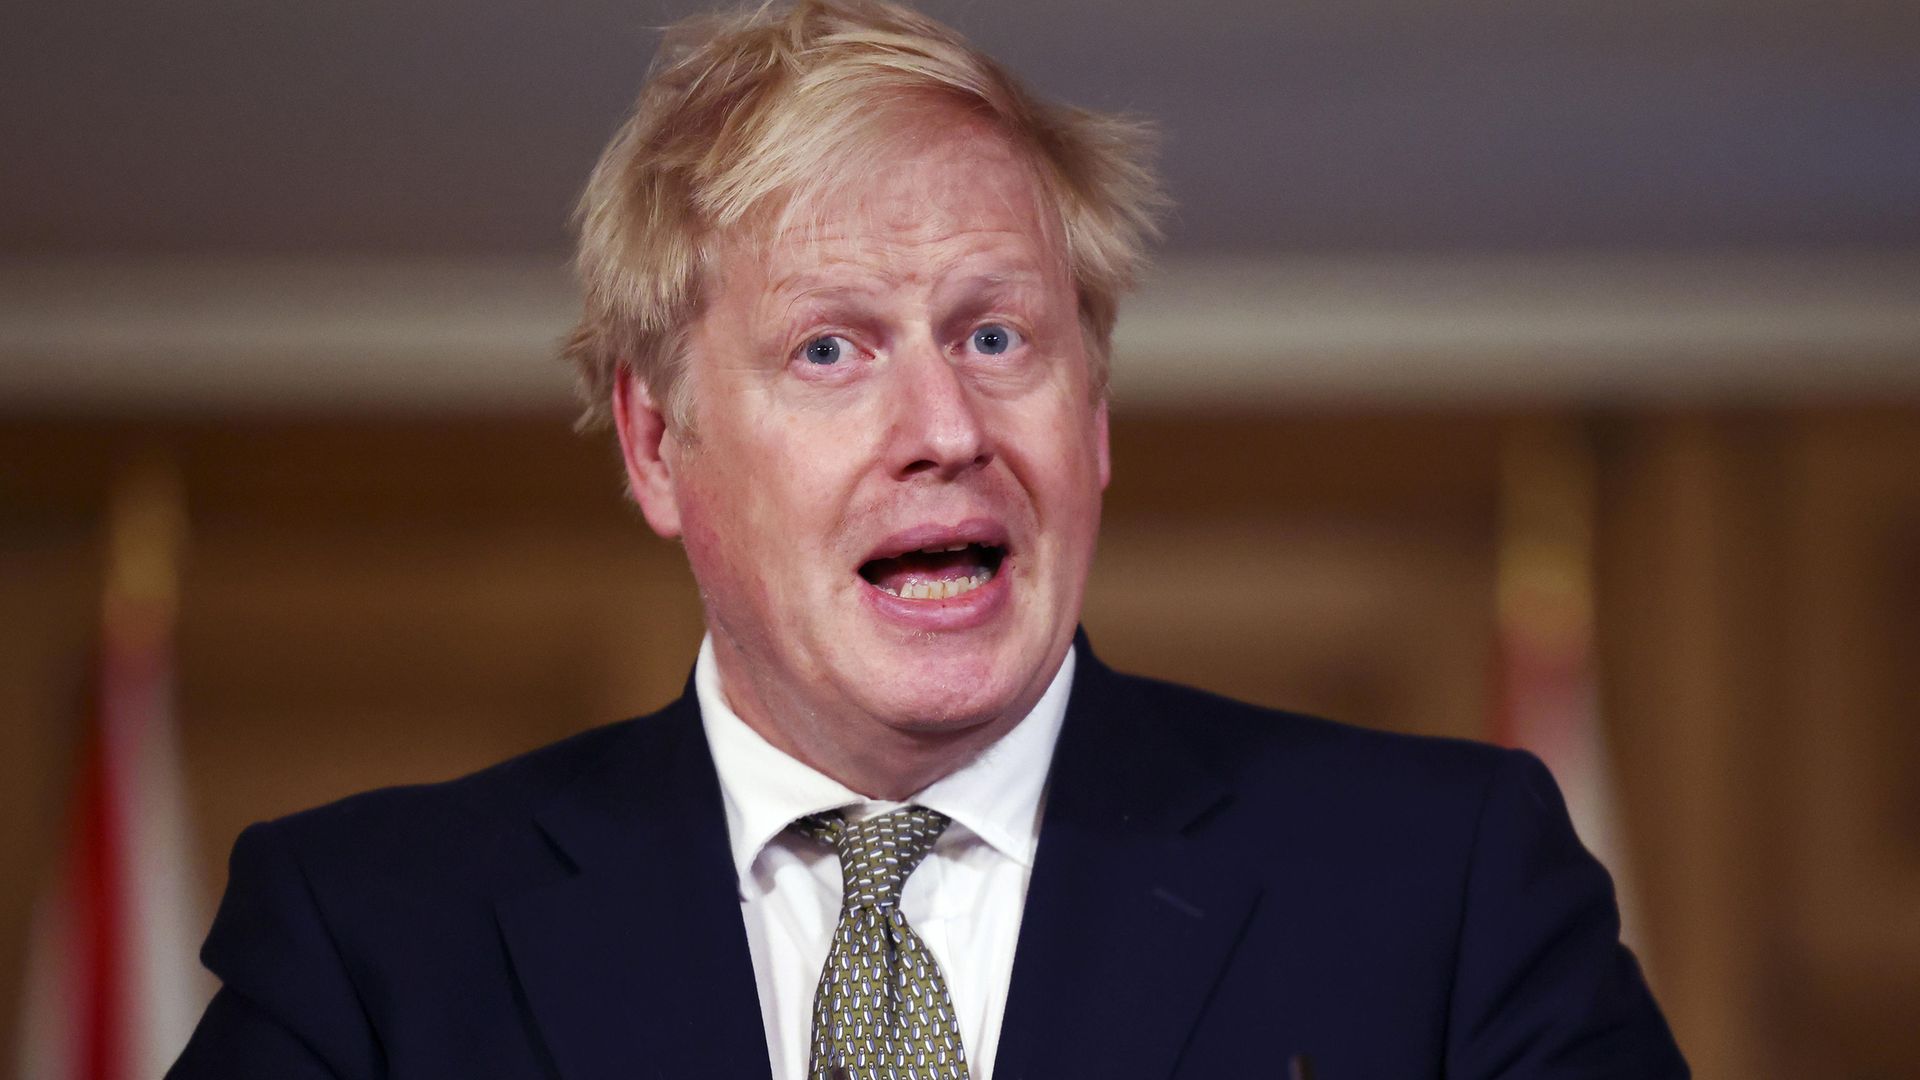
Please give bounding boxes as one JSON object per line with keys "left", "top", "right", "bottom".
{"left": 4, "top": 1, "right": 1916, "bottom": 408}
{"left": 4, "top": 0, "right": 1918, "bottom": 257}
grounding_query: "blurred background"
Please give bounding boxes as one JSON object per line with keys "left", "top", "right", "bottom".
{"left": 3, "top": 0, "right": 1918, "bottom": 1076}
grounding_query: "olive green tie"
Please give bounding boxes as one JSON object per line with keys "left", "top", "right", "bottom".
{"left": 797, "top": 806, "right": 970, "bottom": 1080}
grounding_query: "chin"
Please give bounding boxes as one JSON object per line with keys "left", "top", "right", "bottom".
{"left": 866, "top": 690, "right": 1019, "bottom": 736}
{"left": 843, "top": 633, "right": 1052, "bottom": 733}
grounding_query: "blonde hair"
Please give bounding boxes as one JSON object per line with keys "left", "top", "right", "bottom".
{"left": 562, "top": 0, "right": 1165, "bottom": 431}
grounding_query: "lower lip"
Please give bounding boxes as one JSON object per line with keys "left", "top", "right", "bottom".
{"left": 858, "top": 563, "right": 1013, "bottom": 632}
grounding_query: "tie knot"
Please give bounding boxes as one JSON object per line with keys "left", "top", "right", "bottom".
{"left": 798, "top": 806, "right": 950, "bottom": 911}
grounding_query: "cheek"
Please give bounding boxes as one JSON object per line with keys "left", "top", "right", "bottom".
{"left": 672, "top": 487, "right": 747, "bottom": 594}
{"left": 682, "top": 437, "right": 858, "bottom": 591}
{"left": 1016, "top": 403, "right": 1106, "bottom": 496}
{"left": 1025, "top": 416, "right": 1108, "bottom": 569}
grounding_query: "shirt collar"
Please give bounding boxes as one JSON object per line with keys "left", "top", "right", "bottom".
{"left": 697, "top": 634, "right": 1074, "bottom": 882}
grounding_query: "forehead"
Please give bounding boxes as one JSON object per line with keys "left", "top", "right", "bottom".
{"left": 722, "top": 119, "right": 1065, "bottom": 289}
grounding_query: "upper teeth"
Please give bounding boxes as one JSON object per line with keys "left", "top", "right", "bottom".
{"left": 929, "top": 543, "right": 970, "bottom": 552}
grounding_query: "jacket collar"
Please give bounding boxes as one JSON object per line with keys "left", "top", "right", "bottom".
{"left": 494, "top": 685, "right": 775, "bottom": 1080}
{"left": 495, "top": 633, "right": 1261, "bottom": 1080}
{"left": 991, "top": 634, "right": 1263, "bottom": 1080}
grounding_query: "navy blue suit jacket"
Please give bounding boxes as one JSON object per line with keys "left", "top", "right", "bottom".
{"left": 170, "top": 642, "right": 1686, "bottom": 1078}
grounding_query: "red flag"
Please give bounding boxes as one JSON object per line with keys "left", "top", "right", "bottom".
{"left": 1492, "top": 422, "right": 1642, "bottom": 951}
{"left": 19, "top": 458, "right": 214, "bottom": 1080}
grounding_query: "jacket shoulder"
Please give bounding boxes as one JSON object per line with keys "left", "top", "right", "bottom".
{"left": 260, "top": 702, "right": 687, "bottom": 889}
{"left": 1114, "top": 669, "right": 1516, "bottom": 804}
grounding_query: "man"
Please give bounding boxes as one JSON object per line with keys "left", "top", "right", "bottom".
{"left": 171, "top": 2, "right": 1686, "bottom": 1077}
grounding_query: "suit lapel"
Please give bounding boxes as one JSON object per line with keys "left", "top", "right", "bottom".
{"left": 993, "top": 643, "right": 1262, "bottom": 1080}
{"left": 495, "top": 690, "right": 773, "bottom": 1080}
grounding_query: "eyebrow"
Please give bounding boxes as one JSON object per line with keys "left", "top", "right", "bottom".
{"left": 768, "top": 261, "right": 1048, "bottom": 301}
{"left": 774, "top": 281, "right": 882, "bottom": 306}
{"left": 764, "top": 256, "right": 886, "bottom": 301}
{"left": 945, "top": 269, "right": 1045, "bottom": 292}
{"left": 934, "top": 270, "right": 1052, "bottom": 314}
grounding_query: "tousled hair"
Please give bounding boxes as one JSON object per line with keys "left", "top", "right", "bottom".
{"left": 562, "top": 0, "right": 1165, "bottom": 431}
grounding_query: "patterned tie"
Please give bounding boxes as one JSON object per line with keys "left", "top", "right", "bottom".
{"left": 797, "top": 807, "right": 971, "bottom": 1080}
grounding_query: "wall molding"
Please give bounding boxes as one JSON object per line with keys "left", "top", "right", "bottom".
{"left": 3, "top": 251, "right": 1917, "bottom": 411}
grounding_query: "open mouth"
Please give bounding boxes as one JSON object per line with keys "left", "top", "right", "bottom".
{"left": 858, "top": 542, "right": 1007, "bottom": 601}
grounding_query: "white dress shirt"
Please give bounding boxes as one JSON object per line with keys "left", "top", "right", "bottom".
{"left": 696, "top": 635, "right": 1073, "bottom": 1080}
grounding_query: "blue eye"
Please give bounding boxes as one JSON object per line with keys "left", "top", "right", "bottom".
{"left": 970, "top": 324, "right": 1021, "bottom": 355}
{"left": 801, "top": 335, "right": 852, "bottom": 365}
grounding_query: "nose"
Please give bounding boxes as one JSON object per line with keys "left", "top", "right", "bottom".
{"left": 884, "top": 338, "right": 993, "bottom": 480}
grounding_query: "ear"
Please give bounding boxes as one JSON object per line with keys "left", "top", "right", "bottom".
{"left": 1095, "top": 398, "right": 1112, "bottom": 491}
{"left": 611, "top": 370, "right": 685, "bottom": 539}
